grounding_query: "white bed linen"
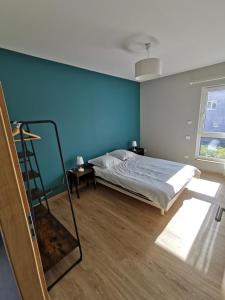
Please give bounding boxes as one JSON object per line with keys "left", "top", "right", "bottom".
{"left": 94, "top": 155, "right": 200, "bottom": 209}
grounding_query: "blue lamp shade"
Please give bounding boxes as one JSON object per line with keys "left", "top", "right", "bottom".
{"left": 76, "top": 156, "right": 84, "bottom": 166}
{"left": 131, "top": 141, "right": 137, "bottom": 147}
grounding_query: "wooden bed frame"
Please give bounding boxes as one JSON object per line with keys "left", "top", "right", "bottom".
{"left": 96, "top": 177, "right": 190, "bottom": 215}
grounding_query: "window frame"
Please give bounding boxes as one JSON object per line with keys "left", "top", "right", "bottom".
{"left": 195, "top": 84, "right": 225, "bottom": 163}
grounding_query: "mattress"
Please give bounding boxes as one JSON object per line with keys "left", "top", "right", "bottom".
{"left": 94, "top": 155, "right": 200, "bottom": 209}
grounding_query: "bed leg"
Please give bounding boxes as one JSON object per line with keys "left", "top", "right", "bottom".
{"left": 161, "top": 209, "right": 165, "bottom": 216}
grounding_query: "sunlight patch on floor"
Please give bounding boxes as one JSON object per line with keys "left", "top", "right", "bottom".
{"left": 187, "top": 177, "right": 220, "bottom": 197}
{"left": 155, "top": 198, "right": 211, "bottom": 261}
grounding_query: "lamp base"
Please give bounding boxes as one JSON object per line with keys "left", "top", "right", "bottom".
{"left": 78, "top": 167, "right": 84, "bottom": 172}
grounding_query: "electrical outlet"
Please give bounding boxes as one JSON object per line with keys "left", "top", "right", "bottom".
{"left": 185, "top": 135, "right": 191, "bottom": 140}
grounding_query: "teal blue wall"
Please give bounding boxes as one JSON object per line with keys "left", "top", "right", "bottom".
{"left": 0, "top": 49, "right": 140, "bottom": 189}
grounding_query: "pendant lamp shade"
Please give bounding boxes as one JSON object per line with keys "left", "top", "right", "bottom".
{"left": 135, "top": 57, "right": 161, "bottom": 82}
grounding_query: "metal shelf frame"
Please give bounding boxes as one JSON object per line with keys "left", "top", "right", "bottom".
{"left": 11, "top": 120, "right": 82, "bottom": 290}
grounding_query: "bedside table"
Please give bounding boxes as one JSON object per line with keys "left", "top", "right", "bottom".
{"left": 129, "top": 147, "right": 145, "bottom": 155}
{"left": 67, "top": 165, "right": 96, "bottom": 199}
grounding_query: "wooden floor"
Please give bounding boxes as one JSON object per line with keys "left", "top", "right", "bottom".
{"left": 49, "top": 172, "right": 225, "bottom": 300}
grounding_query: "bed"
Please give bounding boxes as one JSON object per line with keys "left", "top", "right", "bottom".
{"left": 89, "top": 151, "right": 201, "bottom": 215}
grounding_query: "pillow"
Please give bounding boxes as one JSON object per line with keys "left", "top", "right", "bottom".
{"left": 88, "top": 154, "right": 122, "bottom": 168}
{"left": 109, "top": 149, "right": 136, "bottom": 161}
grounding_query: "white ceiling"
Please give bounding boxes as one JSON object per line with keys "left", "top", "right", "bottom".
{"left": 1, "top": 0, "right": 225, "bottom": 81}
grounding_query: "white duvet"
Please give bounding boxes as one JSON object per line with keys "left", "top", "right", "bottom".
{"left": 94, "top": 155, "right": 200, "bottom": 209}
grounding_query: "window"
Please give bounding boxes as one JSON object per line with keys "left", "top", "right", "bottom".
{"left": 196, "top": 85, "right": 225, "bottom": 162}
{"left": 207, "top": 100, "right": 217, "bottom": 110}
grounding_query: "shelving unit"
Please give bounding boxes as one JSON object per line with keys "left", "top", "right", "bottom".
{"left": 11, "top": 120, "right": 82, "bottom": 290}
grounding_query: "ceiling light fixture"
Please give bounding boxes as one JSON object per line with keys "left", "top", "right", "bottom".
{"left": 135, "top": 43, "right": 162, "bottom": 82}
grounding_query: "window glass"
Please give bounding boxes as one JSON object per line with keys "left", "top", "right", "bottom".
{"left": 196, "top": 85, "right": 225, "bottom": 161}
{"left": 203, "top": 88, "right": 225, "bottom": 133}
{"left": 199, "top": 137, "right": 225, "bottom": 159}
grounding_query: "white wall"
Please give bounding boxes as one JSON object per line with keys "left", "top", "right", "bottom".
{"left": 141, "top": 62, "right": 225, "bottom": 174}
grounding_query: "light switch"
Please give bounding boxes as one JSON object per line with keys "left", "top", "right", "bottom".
{"left": 187, "top": 120, "right": 192, "bottom": 125}
{"left": 185, "top": 135, "right": 191, "bottom": 140}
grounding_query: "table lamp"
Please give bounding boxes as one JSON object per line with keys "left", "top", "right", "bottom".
{"left": 131, "top": 141, "right": 137, "bottom": 151}
{"left": 76, "top": 156, "right": 84, "bottom": 172}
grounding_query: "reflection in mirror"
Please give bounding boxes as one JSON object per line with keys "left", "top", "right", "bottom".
{"left": 0, "top": 231, "right": 21, "bottom": 300}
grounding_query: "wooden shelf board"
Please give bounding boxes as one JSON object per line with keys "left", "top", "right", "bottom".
{"left": 22, "top": 170, "right": 40, "bottom": 181}
{"left": 34, "top": 205, "right": 79, "bottom": 273}
{"left": 17, "top": 151, "right": 34, "bottom": 159}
